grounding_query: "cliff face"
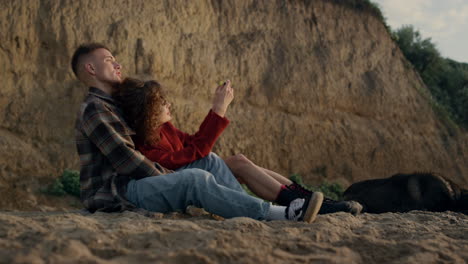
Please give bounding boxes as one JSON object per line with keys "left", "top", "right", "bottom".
{"left": 0, "top": 0, "right": 467, "bottom": 209}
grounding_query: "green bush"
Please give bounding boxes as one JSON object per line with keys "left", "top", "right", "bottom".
{"left": 42, "top": 169, "right": 80, "bottom": 198}
{"left": 242, "top": 184, "right": 261, "bottom": 200}
{"left": 46, "top": 178, "right": 67, "bottom": 196}
{"left": 240, "top": 174, "right": 345, "bottom": 202}
{"left": 456, "top": 87, "right": 468, "bottom": 124}
{"left": 313, "top": 182, "right": 345, "bottom": 201}
{"left": 61, "top": 169, "right": 80, "bottom": 197}
{"left": 290, "top": 174, "right": 345, "bottom": 201}
{"left": 333, "top": 0, "right": 391, "bottom": 33}
{"left": 393, "top": 25, "right": 468, "bottom": 128}
{"left": 336, "top": 2, "right": 468, "bottom": 129}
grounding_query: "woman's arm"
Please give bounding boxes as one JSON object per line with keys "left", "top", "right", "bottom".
{"left": 140, "top": 111, "right": 229, "bottom": 169}
{"left": 140, "top": 80, "right": 234, "bottom": 169}
{"left": 211, "top": 80, "right": 234, "bottom": 117}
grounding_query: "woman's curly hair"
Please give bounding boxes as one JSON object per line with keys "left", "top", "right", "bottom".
{"left": 116, "top": 77, "right": 168, "bottom": 146}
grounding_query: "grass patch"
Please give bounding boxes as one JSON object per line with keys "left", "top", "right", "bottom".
{"left": 241, "top": 184, "right": 258, "bottom": 198}
{"left": 290, "top": 174, "right": 344, "bottom": 201}
{"left": 42, "top": 169, "right": 80, "bottom": 198}
{"left": 241, "top": 174, "right": 345, "bottom": 201}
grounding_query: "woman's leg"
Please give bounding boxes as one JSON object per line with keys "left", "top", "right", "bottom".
{"left": 257, "top": 166, "right": 293, "bottom": 186}
{"left": 223, "top": 154, "right": 363, "bottom": 215}
{"left": 224, "top": 154, "right": 288, "bottom": 201}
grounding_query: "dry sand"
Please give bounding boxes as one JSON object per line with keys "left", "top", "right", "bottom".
{"left": 1, "top": 209, "right": 467, "bottom": 264}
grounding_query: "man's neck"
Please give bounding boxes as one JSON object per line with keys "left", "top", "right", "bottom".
{"left": 89, "top": 82, "right": 114, "bottom": 96}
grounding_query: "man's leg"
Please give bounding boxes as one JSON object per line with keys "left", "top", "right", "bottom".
{"left": 177, "top": 152, "right": 245, "bottom": 193}
{"left": 126, "top": 168, "right": 269, "bottom": 219}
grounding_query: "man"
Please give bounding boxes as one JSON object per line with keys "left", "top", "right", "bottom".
{"left": 71, "top": 43, "right": 324, "bottom": 222}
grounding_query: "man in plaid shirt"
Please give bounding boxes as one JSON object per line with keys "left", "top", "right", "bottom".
{"left": 71, "top": 43, "right": 324, "bottom": 222}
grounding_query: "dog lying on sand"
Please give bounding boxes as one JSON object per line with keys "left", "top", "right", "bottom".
{"left": 344, "top": 172, "right": 468, "bottom": 214}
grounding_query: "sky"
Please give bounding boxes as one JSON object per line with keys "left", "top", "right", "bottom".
{"left": 371, "top": 0, "right": 468, "bottom": 63}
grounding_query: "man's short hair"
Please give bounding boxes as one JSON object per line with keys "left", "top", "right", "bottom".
{"left": 71, "top": 43, "right": 110, "bottom": 78}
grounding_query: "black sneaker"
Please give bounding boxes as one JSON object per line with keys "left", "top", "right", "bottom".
{"left": 285, "top": 192, "right": 324, "bottom": 223}
{"left": 318, "top": 198, "right": 363, "bottom": 215}
{"left": 289, "top": 181, "right": 363, "bottom": 215}
{"left": 287, "top": 181, "right": 312, "bottom": 197}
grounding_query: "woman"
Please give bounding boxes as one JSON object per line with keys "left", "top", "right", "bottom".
{"left": 117, "top": 77, "right": 361, "bottom": 214}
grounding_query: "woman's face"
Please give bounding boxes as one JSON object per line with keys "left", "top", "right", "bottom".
{"left": 159, "top": 101, "right": 172, "bottom": 124}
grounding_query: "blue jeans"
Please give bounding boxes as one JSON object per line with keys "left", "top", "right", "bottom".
{"left": 177, "top": 153, "right": 246, "bottom": 193}
{"left": 126, "top": 153, "right": 270, "bottom": 220}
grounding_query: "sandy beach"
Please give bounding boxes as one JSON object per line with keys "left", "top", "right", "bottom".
{"left": 1, "top": 210, "right": 467, "bottom": 264}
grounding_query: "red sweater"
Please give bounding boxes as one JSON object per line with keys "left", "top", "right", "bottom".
{"left": 137, "top": 110, "right": 229, "bottom": 170}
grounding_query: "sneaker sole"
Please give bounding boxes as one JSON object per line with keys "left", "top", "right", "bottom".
{"left": 303, "top": 192, "right": 324, "bottom": 223}
{"left": 348, "top": 201, "right": 364, "bottom": 215}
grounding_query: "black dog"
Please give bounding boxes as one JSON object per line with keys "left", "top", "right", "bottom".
{"left": 343, "top": 172, "right": 468, "bottom": 214}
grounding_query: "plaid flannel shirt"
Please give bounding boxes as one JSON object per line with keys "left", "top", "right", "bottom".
{"left": 75, "top": 87, "right": 172, "bottom": 212}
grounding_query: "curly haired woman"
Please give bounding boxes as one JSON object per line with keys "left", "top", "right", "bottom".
{"left": 117, "top": 77, "right": 361, "bottom": 216}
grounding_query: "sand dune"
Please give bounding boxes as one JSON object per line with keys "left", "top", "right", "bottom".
{"left": 1, "top": 210, "right": 467, "bottom": 263}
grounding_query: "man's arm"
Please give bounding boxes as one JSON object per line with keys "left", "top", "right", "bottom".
{"left": 81, "top": 102, "right": 166, "bottom": 178}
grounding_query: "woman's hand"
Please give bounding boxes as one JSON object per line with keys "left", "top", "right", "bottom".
{"left": 212, "top": 80, "right": 234, "bottom": 117}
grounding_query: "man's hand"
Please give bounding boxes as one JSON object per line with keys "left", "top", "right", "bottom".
{"left": 212, "top": 80, "right": 234, "bottom": 117}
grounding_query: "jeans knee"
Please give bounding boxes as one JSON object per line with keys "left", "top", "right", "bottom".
{"left": 205, "top": 152, "right": 223, "bottom": 163}
{"left": 182, "top": 168, "right": 214, "bottom": 185}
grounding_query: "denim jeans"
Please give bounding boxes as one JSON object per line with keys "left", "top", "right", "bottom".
{"left": 177, "top": 153, "right": 246, "bottom": 193}
{"left": 126, "top": 153, "right": 270, "bottom": 220}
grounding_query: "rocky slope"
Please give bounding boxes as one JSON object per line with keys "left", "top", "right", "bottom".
{"left": 0, "top": 0, "right": 467, "bottom": 209}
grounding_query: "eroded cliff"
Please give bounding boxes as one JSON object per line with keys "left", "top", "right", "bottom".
{"left": 0, "top": 0, "right": 466, "bottom": 209}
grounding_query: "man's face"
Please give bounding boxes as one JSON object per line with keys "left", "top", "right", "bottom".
{"left": 89, "top": 48, "right": 122, "bottom": 85}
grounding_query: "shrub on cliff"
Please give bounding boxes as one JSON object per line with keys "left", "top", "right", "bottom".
{"left": 43, "top": 169, "right": 80, "bottom": 198}
{"left": 350, "top": 2, "right": 468, "bottom": 129}
{"left": 392, "top": 25, "right": 468, "bottom": 128}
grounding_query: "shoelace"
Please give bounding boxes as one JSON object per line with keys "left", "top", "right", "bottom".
{"left": 290, "top": 183, "right": 341, "bottom": 205}
{"left": 287, "top": 198, "right": 305, "bottom": 221}
{"left": 323, "top": 197, "right": 336, "bottom": 204}
{"left": 288, "top": 184, "right": 311, "bottom": 197}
